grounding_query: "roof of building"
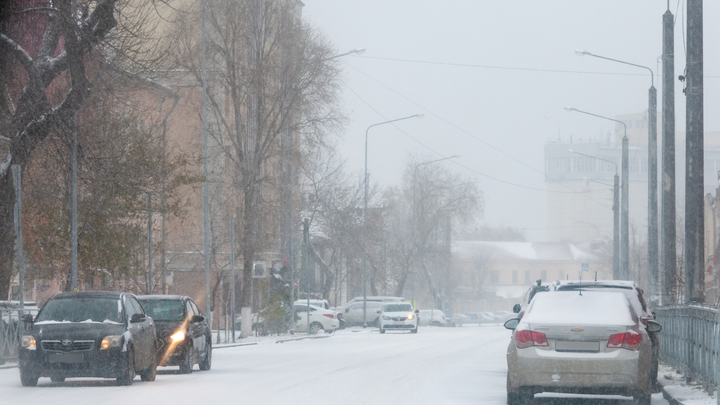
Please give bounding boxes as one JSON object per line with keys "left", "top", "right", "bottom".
{"left": 453, "top": 241, "right": 605, "bottom": 262}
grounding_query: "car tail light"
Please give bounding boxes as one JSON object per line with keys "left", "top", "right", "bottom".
{"left": 515, "top": 330, "right": 548, "bottom": 349}
{"left": 607, "top": 331, "right": 642, "bottom": 351}
{"left": 323, "top": 314, "right": 335, "bottom": 319}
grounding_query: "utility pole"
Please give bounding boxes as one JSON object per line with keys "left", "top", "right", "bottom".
{"left": 684, "top": 0, "right": 705, "bottom": 304}
{"left": 648, "top": 85, "right": 658, "bottom": 299}
{"left": 622, "top": 134, "right": 630, "bottom": 280}
{"left": 661, "top": 6, "right": 676, "bottom": 305}
{"left": 12, "top": 165, "right": 23, "bottom": 309}
{"left": 303, "top": 218, "right": 310, "bottom": 331}
{"left": 71, "top": 113, "right": 78, "bottom": 291}
{"left": 201, "top": 0, "right": 211, "bottom": 319}
{"left": 147, "top": 193, "right": 152, "bottom": 294}
{"left": 230, "top": 218, "right": 235, "bottom": 342}
{"left": 613, "top": 173, "right": 620, "bottom": 279}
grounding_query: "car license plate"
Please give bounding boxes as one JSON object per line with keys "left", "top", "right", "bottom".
{"left": 48, "top": 353, "right": 84, "bottom": 363}
{"left": 555, "top": 340, "right": 600, "bottom": 352}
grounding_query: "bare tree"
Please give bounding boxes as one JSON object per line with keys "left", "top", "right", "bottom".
{"left": 165, "top": 0, "right": 343, "bottom": 311}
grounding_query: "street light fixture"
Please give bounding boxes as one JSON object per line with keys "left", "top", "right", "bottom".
{"left": 324, "top": 48, "right": 366, "bottom": 61}
{"left": 575, "top": 50, "right": 658, "bottom": 296}
{"left": 566, "top": 106, "right": 629, "bottom": 280}
{"left": 568, "top": 149, "right": 620, "bottom": 279}
{"left": 411, "top": 155, "right": 460, "bottom": 308}
{"left": 362, "top": 114, "right": 423, "bottom": 327}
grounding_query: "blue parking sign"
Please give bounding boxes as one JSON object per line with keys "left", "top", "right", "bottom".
{"left": 581, "top": 263, "right": 589, "bottom": 272}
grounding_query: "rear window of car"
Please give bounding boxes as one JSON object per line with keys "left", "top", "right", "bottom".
{"left": 524, "top": 291, "right": 635, "bottom": 326}
{"left": 35, "top": 297, "right": 123, "bottom": 324}
{"left": 139, "top": 299, "right": 185, "bottom": 321}
{"left": 384, "top": 304, "right": 412, "bottom": 312}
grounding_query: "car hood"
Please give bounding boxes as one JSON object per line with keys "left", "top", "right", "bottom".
{"left": 29, "top": 321, "right": 126, "bottom": 340}
{"left": 384, "top": 311, "right": 414, "bottom": 317}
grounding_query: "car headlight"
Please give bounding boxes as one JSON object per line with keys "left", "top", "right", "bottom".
{"left": 21, "top": 335, "right": 36, "bottom": 350}
{"left": 382, "top": 316, "right": 390, "bottom": 320}
{"left": 100, "top": 335, "right": 123, "bottom": 350}
{"left": 170, "top": 330, "right": 186, "bottom": 342}
{"left": 407, "top": 314, "right": 415, "bottom": 320}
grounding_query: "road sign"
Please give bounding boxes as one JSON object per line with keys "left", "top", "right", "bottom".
{"left": 581, "top": 263, "right": 589, "bottom": 272}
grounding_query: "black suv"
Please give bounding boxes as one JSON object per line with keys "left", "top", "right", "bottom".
{"left": 19, "top": 291, "right": 157, "bottom": 386}
{"left": 136, "top": 295, "right": 212, "bottom": 373}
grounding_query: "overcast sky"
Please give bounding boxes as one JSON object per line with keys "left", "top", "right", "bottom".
{"left": 301, "top": 1, "right": 720, "bottom": 242}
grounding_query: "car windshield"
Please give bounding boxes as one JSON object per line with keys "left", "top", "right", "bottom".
{"left": 384, "top": 304, "right": 412, "bottom": 312}
{"left": 35, "top": 297, "right": 123, "bottom": 324}
{"left": 139, "top": 299, "right": 185, "bottom": 321}
{"left": 524, "top": 291, "right": 635, "bottom": 326}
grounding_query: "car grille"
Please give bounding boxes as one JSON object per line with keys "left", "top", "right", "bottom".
{"left": 41, "top": 340, "right": 94, "bottom": 352}
{"left": 390, "top": 317, "right": 408, "bottom": 321}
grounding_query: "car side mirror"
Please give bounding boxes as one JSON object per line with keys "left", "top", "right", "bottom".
{"left": 414, "top": 310, "right": 419, "bottom": 314}
{"left": 130, "top": 313, "right": 147, "bottom": 323}
{"left": 20, "top": 314, "right": 34, "bottom": 324}
{"left": 504, "top": 318, "right": 520, "bottom": 330}
{"left": 512, "top": 304, "right": 521, "bottom": 313}
{"left": 345, "top": 308, "right": 349, "bottom": 313}
{"left": 191, "top": 315, "right": 205, "bottom": 323}
{"left": 646, "top": 320, "right": 662, "bottom": 333}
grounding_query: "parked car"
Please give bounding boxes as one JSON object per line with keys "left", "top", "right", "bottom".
{"left": 340, "top": 301, "right": 384, "bottom": 327}
{"left": 452, "top": 313, "right": 470, "bottom": 326}
{"left": 294, "top": 299, "right": 330, "bottom": 310}
{"left": 379, "top": 302, "right": 418, "bottom": 334}
{"left": 294, "top": 304, "right": 340, "bottom": 334}
{"left": 18, "top": 291, "right": 158, "bottom": 386}
{"left": 466, "top": 312, "right": 498, "bottom": 325}
{"left": 548, "top": 279, "right": 661, "bottom": 388}
{"left": 418, "top": 309, "right": 451, "bottom": 327}
{"left": 137, "top": 295, "right": 212, "bottom": 374}
{"left": 504, "top": 290, "right": 661, "bottom": 405}
{"left": 513, "top": 280, "right": 551, "bottom": 320}
{"left": 343, "top": 296, "right": 404, "bottom": 306}
{"left": 493, "top": 311, "right": 514, "bottom": 323}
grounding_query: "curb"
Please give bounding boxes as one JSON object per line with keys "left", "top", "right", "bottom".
{"left": 661, "top": 384, "right": 684, "bottom": 405}
{"left": 0, "top": 363, "right": 18, "bottom": 369}
{"left": 275, "top": 334, "right": 331, "bottom": 344}
{"left": 213, "top": 342, "right": 258, "bottom": 349}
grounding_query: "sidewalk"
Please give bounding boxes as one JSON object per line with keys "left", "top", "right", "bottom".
{"left": 658, "top": 364, "right": 718, "bottom": 405}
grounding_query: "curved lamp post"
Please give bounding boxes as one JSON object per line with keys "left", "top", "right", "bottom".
{"left": 362, "top": 114, "right": 423, "bottom": 327}
{"left": 566, "top": 106, "right": 628, "bottom": 280}
{"left": 575, "top": 50, "right": 657, "bottom": 296}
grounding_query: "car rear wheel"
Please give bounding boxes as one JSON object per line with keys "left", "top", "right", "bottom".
{"left": 431, "top": 321, "right": 442, "bottom": 327}
{"left": 179, "top": 344, "right": 193, "bottom": 374}
{"left": 50, "top": 376, "right": 65, "bottom": 383}
{"left": 117, "top": 349, "right": 135, "bottom": 386}
{"left": 309, "top": 322, "right": 323, "bottom": 335}
{"left": 20, "top": 371, "right": 38, "bottom": 387}
{"left": 199, "top": 339, "right": 212, "bottom": 371}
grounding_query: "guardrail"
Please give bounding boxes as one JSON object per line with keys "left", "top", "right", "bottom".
{"left": 0, "top": 309, "right": 26, "bottom": 365}
{"left": 654, "top": 305, "right": 719, "bottom": 397}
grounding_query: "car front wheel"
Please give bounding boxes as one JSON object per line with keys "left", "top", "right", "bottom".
{"left": 20, "top": 371, "right": 38, "bottom": 387}
{"left": 179, "top": 344, "right": 193, "bottom": 374}
{"left": 309, "top": 322, "right": 323, "bottom": 335}
{"left": 379, "top": 327, "right": 385, "bottom": 334}
{"left": 199, "top": 339, "right": 212, "bottom": 371}
{"left": 117, "top": 349, "right": 135, "bottom": 386}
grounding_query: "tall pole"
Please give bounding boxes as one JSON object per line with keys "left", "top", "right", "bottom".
{"left": 622, "top": 133, "right": 629, "bottom": 279}
{"left": 147, "top": 193, "right": 152, "bottom": 294}
{"left": 662, "top": 7, "right": 676, "bottom": 305}
{"left": 201, "top": 0, "right": 211, "bottom": 318}
{"left": 71, "top": 113, "right": 78, "bottom": 291}
{"left": 230, "top": 218, "right": 235, "bottom": 342}
{"left": 11, "top": 165, "right": 23, "bottom": 307}
{"left": 363, "top": 114, "right": 422, "bottom": 327}
{"left": 685, "top": 0, "right": 704, "bottom": 304}
{"left": 648, "top": 86, "right": 658, "bottom": 298}
{"left": 614, "top": 173, "right": 620, "bottom": 279}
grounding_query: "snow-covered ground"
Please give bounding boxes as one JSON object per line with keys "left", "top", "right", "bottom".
{"left": 0, "top": 325, "right": 689, "bottom": 405}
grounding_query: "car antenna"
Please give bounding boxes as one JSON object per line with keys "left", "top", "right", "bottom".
{"left": 578, "top": 273, "right": 583, "bottom": 296}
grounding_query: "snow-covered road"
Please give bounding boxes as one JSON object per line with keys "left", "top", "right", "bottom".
{"left": 0, "top": 325, "right": 668, "bottom": 405}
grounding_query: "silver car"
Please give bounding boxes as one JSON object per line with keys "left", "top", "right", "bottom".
{"left": 504, "top": 291, "right": 661, "bottom": 405}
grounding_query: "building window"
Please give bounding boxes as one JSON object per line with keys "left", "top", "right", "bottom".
{"left": 572, "top": 157, "right": 595, "bottom": 173}
{"left": 512, "top": 270, "right": 518, "bottom": 284}
{"left": 524, "top": 270, "right": 531, "bottom": 284}
{"left": 540, "top": 270, "right": 547, "bottom": 282}
{"left": 558, "top": 270, "right": 565, "bottom": 280}
{"left": 547, "top": 158, "right": 570, "bottom": 174}
{"left": 490, "top": 271, "right": 499, "bottom": 284}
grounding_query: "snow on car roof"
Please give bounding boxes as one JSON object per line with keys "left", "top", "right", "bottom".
{"left": 523, "top": 290, "right": 635, "bottom": 326}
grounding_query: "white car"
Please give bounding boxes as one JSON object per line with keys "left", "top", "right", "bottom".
{"left": 340, "top": 301, "right": 384, "bottom": 327}
{"left": 293, "top": 299, "right": 330, "bottom": 310}
{"left": 418, "top": 309, "right": 451, "bottom": 327}
{"left": 504, "top": 291, "right": 661, "bottom": 405}
{"left": 294, "top": 303, "right": 339, "bottom": 334}
{"left": 379, "top": 302, "right": 418, "bottom": 334}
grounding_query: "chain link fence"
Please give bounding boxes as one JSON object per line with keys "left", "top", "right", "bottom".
{"left": 654, "top": 305, "right": 719, "bottom": 400}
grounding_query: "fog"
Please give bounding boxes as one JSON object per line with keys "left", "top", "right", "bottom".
{"left": 302, "top": 0, "right": 720, "bottom": 241}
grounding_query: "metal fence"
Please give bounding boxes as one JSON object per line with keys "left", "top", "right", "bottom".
{"left": 654, "top": 305, "right": 719, "bottom": 398}
{"left": 0, "top": 308, "right": 27, "bottom": 365}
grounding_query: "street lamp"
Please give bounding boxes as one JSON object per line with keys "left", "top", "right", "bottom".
{"left": 363, "top": 114, "right": 423, "bottom": 327}
{"left": 569, "top": 149, "right": 620, "bottom": 279}
{"left": 324, "top": 48, "right": 366, "bottom": 61}
{"left": 411, "top": 155, "right": 460, "bottom": 308}
{"left": 565, "top": 106, "right": 629, "bottom": 280}
{"left": 575, "top": 50, "right": 658, "bottom": 296}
